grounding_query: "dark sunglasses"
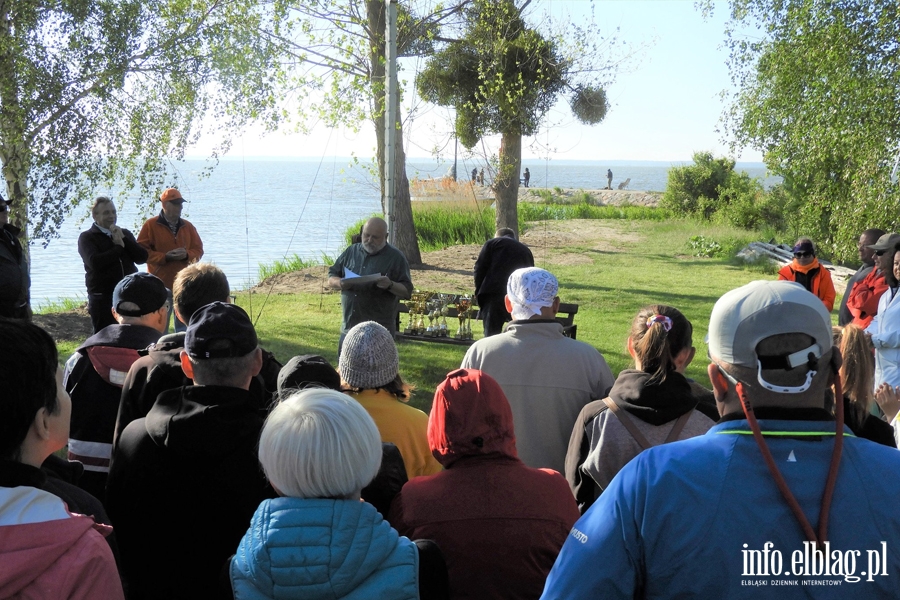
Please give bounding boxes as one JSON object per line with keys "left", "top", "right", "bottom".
{"left": 875, "top": 250, "right": 886, "bottom": 256}
{"left": 794, "top": 251, "right": 813, "bottom": 258}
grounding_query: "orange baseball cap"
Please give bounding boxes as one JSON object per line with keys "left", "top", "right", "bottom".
{"left": 160, "top": 188, "right": 185, "bottom": 203}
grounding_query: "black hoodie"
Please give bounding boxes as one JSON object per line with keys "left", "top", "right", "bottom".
{"left": 113, "top": 332, "right": 282, "bottom": 450}
{"left": 107, "top": 385, "right": 275, "bottom": 600}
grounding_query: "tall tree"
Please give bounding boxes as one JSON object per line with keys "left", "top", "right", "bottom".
{"left": 416, "top": 0, "right": 615, "bottom": 234}
{"left": 718, "top": 0, "right": 900, "bottom": 260}
{"left": 0, "top": 0, "right": 289, "bottom": 257}
{"left": 276, "top": 0, "right": 467, "bottom": 265}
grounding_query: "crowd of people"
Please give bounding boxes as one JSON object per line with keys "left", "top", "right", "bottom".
{"left": 3, "top": 213, "right": 900, "bottom": 598}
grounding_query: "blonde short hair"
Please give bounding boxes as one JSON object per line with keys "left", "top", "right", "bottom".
{"left": 258, "top": 389, "right": 381, "bottom": 499}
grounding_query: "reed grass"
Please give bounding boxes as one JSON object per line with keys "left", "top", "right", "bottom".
{"left": 258, "top": 254, "right": 324, "bottom": 280}
{"left": 520, "top": 202, "right": 667, "bottom": 221}
{"left": 35, "top": 296, "right": 85, "bottom": 314}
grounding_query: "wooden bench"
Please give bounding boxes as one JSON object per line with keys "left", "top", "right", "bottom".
{"left": 395, "top": 300, "right": 578, "bottom": 346}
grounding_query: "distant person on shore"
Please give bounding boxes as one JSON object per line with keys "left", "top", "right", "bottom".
{"left": 0, "top": 193, "right": 29, "bottom": 320}
{"left": 606, "top": 169, "right": 613, "bottom": 190}
{"left": 327, "top": 217, "right": 412, "bottom": 354}
{"left": 78, "top": 196, "right": 148, "bottom": 333}
{"left": 474, "top": 228, "right": 534, "bottom": 337}
{"left": 839, "top": 228, "right": 884, "bottom": 326}
{"left": 478, "top": 168, "right": 485, "bottom": 186}
{"left": 523, "top": 167, "right": 530, "bottom": 188}
{"left": 471, "top": 168, "right": 477, "bottom": 183}
{"left": 777, "top": 237, "right": 836, "bottom": 311}
{"left": 137, "top": 188, "right": 204, "bottom": 333}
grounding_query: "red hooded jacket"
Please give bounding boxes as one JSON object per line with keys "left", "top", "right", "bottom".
{"left": 388, "top": 369, "right": 579, "bottom": 600}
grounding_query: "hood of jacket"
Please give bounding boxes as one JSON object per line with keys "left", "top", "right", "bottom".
{"left": 232, "top": 497, "right": 418, "bottom": 599}
{"left": 609, "top": 369, "right": 698, "bottom": 426}
{"left": 144, "top": 331, "right": 186, "bottom": 369}
{"left": 144, "top": 384, "right": 264, "bottom": 458}
{"left": 0, "top": 486, "right": 103, "bottom": 597}
{"left": 76, "top": 323, "right": 162, "bottom": 354}
{"left": 428, "top": 368, "right": 517, "bottom": 468}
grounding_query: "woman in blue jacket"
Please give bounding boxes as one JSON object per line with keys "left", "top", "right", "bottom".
{"left": 231, "top": 388, "right": 447, "bottom": 600}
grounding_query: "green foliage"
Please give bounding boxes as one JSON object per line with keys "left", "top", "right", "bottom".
{"left": 688, "top": 235, "right": 723, "bottom": 258}
{"left": 346, "top": 206, "right": 518, "bottom": 252}
{"left": 661, "top": 152, "right": 736, "bottom": 217}
{"left": 34, "top": 297, "right": 85, "bottom": 315}
{"left": 0, "top": 0, "right": 291, "bottom": 245}
{"left": 661, "top": 151, "right": 785, "bottom": 231}
{"left": 721, "top": 0, "right": 900, "bottom": 261}
{"left": 258, "top": 255, "right": 323, "bottom": 281}
{"left": 412, "top": 206, "right": 496, "bottom": 251}
{"left": 519, "top": 203, "right": 666, "bottom": 221}
{"left": 533, "top": 189, "right": 555, "bottom": 202}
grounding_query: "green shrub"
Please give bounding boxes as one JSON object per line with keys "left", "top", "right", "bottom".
{"left": 519, "top": 203, "right": 667, "bottom": 221}
{"left": 688, "top": 235, "right": 723, "bottom": 258}
{"left": 662, "top": 151, "right": 785, "bottom": 232}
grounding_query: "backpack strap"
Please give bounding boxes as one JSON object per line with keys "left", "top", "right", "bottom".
{"left": 602, "top": 397, "right": 652, "bottom": 450}
{"left": 664, "top": 411, "right": 692, "bottom": 443}
{"left": 602, "top": 397, "right": 693, "bottom": 449}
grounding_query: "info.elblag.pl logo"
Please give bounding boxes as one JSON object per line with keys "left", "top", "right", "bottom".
{"left": 741, "top": 541, "right": 889, "bottom": 586}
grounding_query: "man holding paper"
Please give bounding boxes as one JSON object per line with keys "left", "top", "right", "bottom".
{"left": 328, "top": 217, "right": 413, "bottom": 351}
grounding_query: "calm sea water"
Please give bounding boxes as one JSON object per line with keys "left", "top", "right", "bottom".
{"left": 29, "top": 158, "right": 774, "bottom": 304}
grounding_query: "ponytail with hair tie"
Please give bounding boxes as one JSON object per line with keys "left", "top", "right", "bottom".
{"left": 645, "top": 315, "right": 673, "bottom": 332}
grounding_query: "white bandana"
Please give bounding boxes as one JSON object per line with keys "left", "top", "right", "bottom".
{"left": 506, "top": 267, "right": 558, "bottom": 320}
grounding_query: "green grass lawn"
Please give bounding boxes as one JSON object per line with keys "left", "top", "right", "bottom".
{"left": 233, "top": 218, "right": 813, "bottom": 414}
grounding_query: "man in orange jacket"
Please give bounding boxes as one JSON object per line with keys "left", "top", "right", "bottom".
{"left": 137, "top": 188, "right": 204, "bottom": 332}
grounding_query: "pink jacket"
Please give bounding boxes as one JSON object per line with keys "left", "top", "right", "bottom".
{"left": 0, "top": 486, "right": 123, "bottom": 599}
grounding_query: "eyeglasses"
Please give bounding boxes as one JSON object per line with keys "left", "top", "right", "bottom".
{"left": 793, "top": 252, "right": 812, "bottom": 258}
{"left": 875, "top": 250, "right": 886, "bottom": 256}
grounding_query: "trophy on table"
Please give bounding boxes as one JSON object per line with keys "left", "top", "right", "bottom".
{"left": 438, "top": 293, "right": 453, "bottom": 337}
{"left": 425, "top": 298, "right": 439, "bottom": 337}
{"left": 404, "top": 291, "right": 427, "bottom": 335}
{"left": 455, "top": 295, "right": 473, "bottom": 340}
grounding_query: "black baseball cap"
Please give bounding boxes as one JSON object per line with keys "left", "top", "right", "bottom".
{"left": 112, "top": 273, "right": 168, "bottom": 317}
{"left": 185, "top": 302, "right": 258, "bottom": 359}
{"left": 277, "top": 355, "right": 342, "bottom": 393}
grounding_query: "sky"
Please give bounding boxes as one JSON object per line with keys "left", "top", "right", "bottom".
{"left": 188, "top": 1, "right": 764, "bottom": 164}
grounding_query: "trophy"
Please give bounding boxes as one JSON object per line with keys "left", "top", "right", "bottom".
{"left": 438, "top": 293, "right": 452, "bottom": 337}
{"left": 455, "top": 296, "right": 471, "bottom": 339}
{"left": 405, "top": 291, "right": 427, "bottom": 334}
{"left": 425, "top": 298, "right": 438, "bottom": 337}
{"left": 416, "top": 292, "right": 432, "bottom": 334}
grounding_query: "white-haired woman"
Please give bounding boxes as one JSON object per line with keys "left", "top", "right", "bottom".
{"left": 230, "top": 388, "right": 448, "bottom": 599}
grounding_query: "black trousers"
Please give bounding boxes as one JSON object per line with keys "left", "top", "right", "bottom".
{"left": 88, "top": 292, "right": 116, "bottom": 333}
{"left": 478, "top": 293, "right": 511, "bottom": 337}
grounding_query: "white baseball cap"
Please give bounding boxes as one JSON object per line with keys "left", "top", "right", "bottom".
{"left": 708, "top": 280, "right": 832, "bottom": 393}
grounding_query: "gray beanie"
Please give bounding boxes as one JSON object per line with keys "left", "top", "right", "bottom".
{"left": 339, "top": 321, "right": 400, "bottom": 389}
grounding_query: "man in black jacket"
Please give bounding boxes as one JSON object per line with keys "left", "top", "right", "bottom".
{"left": 474, "top": 228, "right": 535, "bottom": 336}
{"left": 78, "top": 197, "right": 148, "bottom": 333}
{"left": 0, "top": 195, "right": 29, "bottom": 319}
{"left": 64, "top": 272, "right": 168, "bottom": 504}
{"left": 107, "top": 302, "right": 275, "bottom": 599}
